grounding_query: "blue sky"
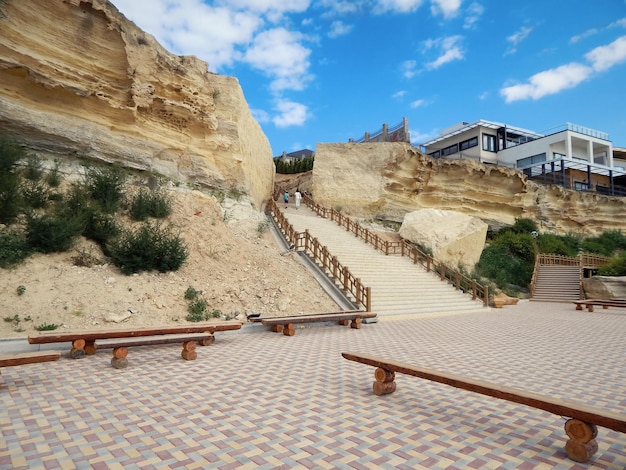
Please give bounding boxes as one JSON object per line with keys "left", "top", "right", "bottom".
{"left": 111, "top": 0, "right": 626, "bottom": 155}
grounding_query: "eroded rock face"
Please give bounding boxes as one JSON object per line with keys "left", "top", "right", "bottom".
{"left": 582, "top": 276, "right": 626, "bottom": 299}
{"left": 312, "top": 142, "right": 626, "bottom": 236}
{"left": 0, "top": 0, "right": 274, "bottom": 209}
{"left": 399, "top": 209, "right": 488, "bottom": 271}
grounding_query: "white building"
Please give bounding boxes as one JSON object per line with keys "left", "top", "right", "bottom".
{"left": 420, "top": 120, "right": 626, "bottom": 196}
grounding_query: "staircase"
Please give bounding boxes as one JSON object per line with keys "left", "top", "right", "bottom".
{"left": 531, "top": 264, "right": 581, "bottom": 302}
{"left": 280, "top": 204, "right": 488, "bottom": 318}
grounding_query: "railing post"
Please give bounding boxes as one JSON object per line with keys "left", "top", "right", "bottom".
{"left": 365, "top": 286, "right": 371, "bottom": 312}
{"left": 343, "top": 266, "right": 349, "bottom": 292}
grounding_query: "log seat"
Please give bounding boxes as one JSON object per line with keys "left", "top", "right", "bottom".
{"left": 28, "top": 321, "right": 243, "bottom": 365}
{"left": 342, "top": 351, "right": 626, "bottom": 464}
{"left": 256, "top": 311, "right": 377, "bottom": 336}
{"left": 574, "top": 299, "right": 626, "bottom": 312}
{"left": 0, "top": 350, "right": 61, "bottom": 382}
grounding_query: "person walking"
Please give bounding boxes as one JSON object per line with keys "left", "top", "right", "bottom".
{"left": 295, "top": 188, "right": 302, "bottom": 210}
{"left": 283, "top": 190, "right": 289, "bottom": 208}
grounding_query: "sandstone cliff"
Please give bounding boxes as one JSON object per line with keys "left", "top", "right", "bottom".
{"left": 312, "top": 142, "right": 626, "bottom": 236}
{"left": 0, "top": 0, "right": 274, "bottom": 209}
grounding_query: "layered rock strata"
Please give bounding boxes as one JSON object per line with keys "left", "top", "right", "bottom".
{"left": 0, "top": 0, "right": 274, "bottom": 209}
{"left": 312, "top": 142, "right": 626, "bottom": 236}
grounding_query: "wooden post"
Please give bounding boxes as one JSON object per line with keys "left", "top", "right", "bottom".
{"left": 564, "top": 419, "right": 599, "bottom": 463}
{"left": 373, "top": 367, "right": 396, "bottom": 396}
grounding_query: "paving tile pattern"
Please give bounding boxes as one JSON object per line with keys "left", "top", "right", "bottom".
{"left": 1, "top": 304, "right": 625, "bottom": 469}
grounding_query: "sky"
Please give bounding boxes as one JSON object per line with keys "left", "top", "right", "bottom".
{"left": 110, "top": 0, "right": 626, "bottom": 155}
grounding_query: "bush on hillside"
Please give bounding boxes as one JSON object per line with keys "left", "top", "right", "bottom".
{"left": 25, "top": 213, "right": 84, "bottom": 253}
{"left": 0, "top": 136, "right": 25, "bottom": 224}
{"left": 108, "top": 222, "right": 188, "bottom": 275}
{"left": 0, "top": 229, "right": 31, "bottom": 268}
{"left": 598, "top": 254, "right": 626, "bottom": 276}
{"left": 129, "top": 187, "right": 173, "bottom": 221}
{"left": 83, "top": 165, "right": 126, "bottom": 213}
{"left": 580, "top": 230, "right": 626, "bottom": 257}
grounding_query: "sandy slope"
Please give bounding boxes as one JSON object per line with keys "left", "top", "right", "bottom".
{"left": 0, "top": 188, "right": 340, "bottom": 338}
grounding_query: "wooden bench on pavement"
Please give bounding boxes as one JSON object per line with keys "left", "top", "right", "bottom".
{"left": 254, "top": 311, "right": 377, "bottom": 336}
{"left": 1, "top": 350, "right": 61, "bottom": 381}
{"left": 574, "top": 299, "right": 626, "bottom": 312}
{"left": 28, "top": 321, "right": 243, "bottom": 368}
{"left": 342, "top": 351, "right": 626, "bottom": 464}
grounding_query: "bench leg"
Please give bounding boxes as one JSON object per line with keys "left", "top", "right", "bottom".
{"left": 181, "top": 341, "right": 198, "bottom": 360}
{"left": 70, "top": 339, "right": 86, "bottom": 359}
{"left": 198, "top": 335, "right": 215, "bottom": 346}
{"left": 283, "top": 323, "right": 295, "bottom": 336}
{"left": 564, "top": 419, "right": 598, "bottom": 463}
{"left": 575, "top": 304, "right": 583, "bottom": 310}
{"left": 84, "top": 340, "right": 97, "bottom": 356}
{"left": 587, "top": 305, "right": 594, "bottom": 312}
{"left": 350, "top": 318, "right": 362, "bottom": 329}
{"left": 111, "top": 347, "right": 129, "bottom": 369}
{"left": 372, "top": 367, "right": 396, "bottom": 396}
{"left": 338, "top": 319, "right": 349, "bottom": 326}
{"left": 271, "top": 325, "right": 283, "bottom": 333}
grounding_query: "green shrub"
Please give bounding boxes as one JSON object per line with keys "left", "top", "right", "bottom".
{"left": 83, "top": 165, "right": 126, "bottom": 213}
{"left": 45, "top": 161, "right": 62, "bottom": 187}
{"left": 536, "top": 233, "right": 579, "bottom": 257}
{"left": 0, "top": 136, "right": 25, "bottom": 224}
{"left": 184, "top": 286, "right": 199, "bottom": 300}
{"left": 23, "top": 155, "right": 43, "bottom": 181}
{"left": 108, "top": 222, "right": 188, "bottom": 274}
{"left": 26, "top": 213, "right": 83, "bottom": 253}
{"left": 83, "top": 211, "right": 121, "bottom": 246}
{"left": 35, "top": 322, "right": 60, "bottom": 331}
{"left": 598, "top": 254, "right": 626, "bottom": 276}
{"left": 60, "top": 183, "right": 93, "bottom": 219}
{"left": 129, "top": 187, "right": 173, "bottom": 221}
{"left": 0, "top": 229, "right": 31, "bottom": 268}
{"left": 581, "top": 230, "right": 626, "bottom": 257}
{"left": 20, "top": 180, "right": 50, "bottom": 209}
{"left": 186, "top": 298, "right": 207, "bottom": 322}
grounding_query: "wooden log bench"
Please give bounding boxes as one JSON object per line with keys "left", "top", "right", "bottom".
{"left": 342, "top": 351, "right": 626, "bottom": 464}
{"left": 574, "top": 299, "right": 626, "bottom": 312}
{"left": 0, "top": 350, "right": 61, "bottom": 381}
{"left": 256, "top": 311, "right": 377, "bottom": 336}
{"left": 28, "top": 321, "right": 243, "bottom": 368}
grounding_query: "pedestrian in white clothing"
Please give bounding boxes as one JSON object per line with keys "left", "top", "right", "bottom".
{"left": 295, "top": 189, "right": 302, "bottom": 210}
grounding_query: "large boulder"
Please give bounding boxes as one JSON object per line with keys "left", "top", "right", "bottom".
{"left": 582, "top": 276, "right": 626, "bottom": 299}
{"left": 399, "top": 209, "right": 488, "bottom": 271}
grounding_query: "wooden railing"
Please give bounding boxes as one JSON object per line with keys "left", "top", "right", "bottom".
{"left": 267, "top": 198, "right": 371, "bottom": 311}
{"left": 299, "top": 194, "right": 489, "bottom": 306}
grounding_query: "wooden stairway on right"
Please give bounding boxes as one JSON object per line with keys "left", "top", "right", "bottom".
{"left": 531, "top": 264, "right": 581, "bottom": 302}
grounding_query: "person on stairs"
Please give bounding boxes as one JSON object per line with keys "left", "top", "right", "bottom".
{"left": 284, "top": 190, "right": 289, "bottom": 208}
{"left": 295, "top": 188, "right": 302, "bottom": 210}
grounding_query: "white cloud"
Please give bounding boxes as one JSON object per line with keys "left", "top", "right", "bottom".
{"left": 463, "top": 2, "right": 484, "bottom": 29}
{"left": 505, "top": 25, "right": 533, "bottom": 55}
{"left": 410, "top": 99, "right": 427, "bottom": 108}
{"left": 430, "top": 0, "right": 462, "bottom": 19}
{"left": 392, "top": 90, "right": 407, "bottom": 99}
{"left": 401, "top": 60, "right": 418, "bottom": 78}
{"left": 373, "top": 0, "right": 424, "bottom": 14}
{"left": 585, "top": 35, "right": 626, "bottom": 72}
{"left": 500, "top": 62, "right": 593, "bottom": 102}
{"left": 273, "top": 99, "right": 308, "bottom": 127}
{"left": 328, "top": 20, "right": 353, "bottom": 38}
{"left": 243, "top": 28, "right": 312, "bottom": 92}
{"left": 424, "top": 35, "right": 464, "bottom": 69}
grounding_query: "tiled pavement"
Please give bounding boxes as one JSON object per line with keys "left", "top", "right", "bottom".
{"left": 1, "top": 301, "right": 625, "bottom": 469}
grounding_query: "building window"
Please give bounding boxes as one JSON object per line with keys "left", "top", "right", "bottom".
{"left": 441, "top": 143, "right": 458, "bottom": 156}
{"left": 482, "top": 133, "right": 496, "bottom": 152}
{"left": 429, "top": 150, "right": 441, "bottom": 158}
{"left": 460, "top": 136, "right": 478, "bottom": 151}
{"left": 517, "top": 153, "right": 546, "bottom": 168}
{"left": 574, "top": 181, "right": 589, "bottom": 191}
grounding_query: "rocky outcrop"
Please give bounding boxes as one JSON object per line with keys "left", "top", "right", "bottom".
{"left": 399, "top": 209, "right": 488, "bottom": 271}
{"left": 582, "top": 276, "right": 626, "bottom": 299}
{"left": 312, "top": 142, "right": 626, "bottom": 236}
{"left": 0, "top": 0, "right": 274, "bottom": 209}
